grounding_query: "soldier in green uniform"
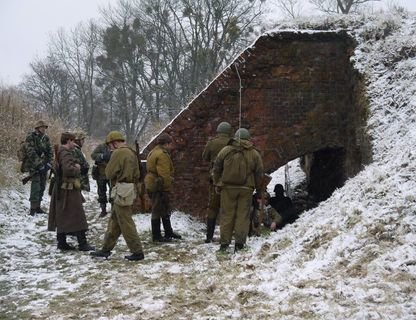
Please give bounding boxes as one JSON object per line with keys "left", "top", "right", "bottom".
{"left": 249, "top": 192, "right": 283, "bottom": 237}
{"left": 213, "top": 128, "right": 263, "bottom": 253}
{"left": 25, "top": 120, "right": 53, "bottom": 216}
{"left": 202, "top": 121, "right": 232, "bottom": 243}
{"left": 91, "top": 141, "right": 112, "bottom": 217}
{"left": 73, "top": 131, "right": 90, "bottom": 192}
{"left": 90, "top": 131, "right": 145, "bottom": 261}
{"left": 144, "top": 133, "right": 181, "bottom": 242}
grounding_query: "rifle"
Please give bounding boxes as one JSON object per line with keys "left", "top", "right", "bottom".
{"left": 134, "top": 139, "right": 148, "bottom": 212}
{"left": 21, "top": 162, "right": 53, "bottom": 185}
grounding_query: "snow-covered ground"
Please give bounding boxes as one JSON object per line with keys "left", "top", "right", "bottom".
{"left": 1, "top": 12, "right": 416, "bottom": 320}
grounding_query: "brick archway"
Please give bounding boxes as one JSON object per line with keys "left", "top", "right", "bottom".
{"left": 142, "top": 30, "right": 372, "bottom": 219}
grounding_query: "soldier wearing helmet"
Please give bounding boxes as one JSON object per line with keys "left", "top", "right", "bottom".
{"left": 91, "top": 131, "right": 145, "bottom": 261}
{"left": 212, "top": 127, "right": 264, "bottom": 253}
{"left": 25, "top": 120, "right": 53, "bottom": 216}
{"left": 201, "top": 121, "right": 232, "bottom": 243}
{"left": 145, "top": 132, "right": 181, "bottom": 242}
{"left": 91, "top": 135, "right": 113, "bottom": 217}
{"left": 72, "top": 130, "right": 90, "bottom": 192}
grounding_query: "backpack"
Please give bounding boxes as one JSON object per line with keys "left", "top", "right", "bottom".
{"left": 221, "top": 147, "right": 249, "bottom": 185}
{"left": 17, "top": 140, "right": 28, "bottom": 173}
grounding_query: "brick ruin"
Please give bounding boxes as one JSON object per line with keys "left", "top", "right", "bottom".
{"left": 142, "top": 30, "right": 372, "bottom": 219}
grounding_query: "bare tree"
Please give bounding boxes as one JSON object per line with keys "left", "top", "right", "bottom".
{"left": 274, "top": 0, "right": 304, "bottom": 19}
{"left": 49, "top": 21, "right": 101, "bottom": 134}
{"left": 22, "top": 56, "right": 73, "bottom": 124}
{"left": 309, "top": 0, "right": 380, "bottom": 14}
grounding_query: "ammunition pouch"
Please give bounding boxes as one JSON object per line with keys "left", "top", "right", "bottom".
{"left": 111, "top": 182, "right": 136, "bottom": 207}
{"left": 61, "top": 178, "right": 81, "bottom": 190}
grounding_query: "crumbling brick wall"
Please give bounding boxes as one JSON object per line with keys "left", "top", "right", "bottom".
{"left": 142, "top": 30, "right": 371, "bottom": 219}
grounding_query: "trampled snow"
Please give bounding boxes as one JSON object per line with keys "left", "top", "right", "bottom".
{"left": 1, "top": 11, "right": 416, "bottom": 320}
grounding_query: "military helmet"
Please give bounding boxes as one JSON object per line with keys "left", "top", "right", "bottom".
{"left": 106, "top": 131, "right": 125, "bottom": 144}
{"left": 35, "top": 120, "right": 48, "bottom": 129}
{"left": 216, "top": 121, "right": 231, "bottom": 134}
{"left": 234, "top": 128, "right": 250, "bottom": 140}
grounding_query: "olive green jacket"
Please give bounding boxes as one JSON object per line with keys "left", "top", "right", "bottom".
{"left": 213, "top": 139, "right": 263, "bottom": 191}
{"left": 202, "top": 133, "right": 231, "bottom": 169}
{"left": 146, "top": 145, "right": 174, "bottom": 192}
{"left": 105, "top": 145, "right": 140, "bottom": 186}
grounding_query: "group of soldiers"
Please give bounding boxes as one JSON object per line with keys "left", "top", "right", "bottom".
{"left": 23, "top": 119, "right": 297, "bottom": 260}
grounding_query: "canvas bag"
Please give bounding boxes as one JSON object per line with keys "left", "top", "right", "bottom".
{"left": 221, "top": 147, "right": 249, "bottom": 185}
{"left": 111, "top": 182, "right": 136, "bottom": 206}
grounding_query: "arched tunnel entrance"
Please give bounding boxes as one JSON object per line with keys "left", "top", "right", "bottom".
{"left": 142, "top": 30, "right": 373, "bottom": 219}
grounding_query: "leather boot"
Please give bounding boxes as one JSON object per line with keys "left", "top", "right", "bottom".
{"left": 29, "top": 202, "right": 38, "bottom": 216}
{"left": 152, "top": 219, "right": 169, "bottom": 242}
{"left": 76, "top": 231, "right": 95, "bottom": 251}
{"left": 57, "top": 233, "right": 76, "bottom": 251}
{"left": 162, "top": 216, "right": 182, "bottom": 240}
{"left": 218, "top": 244, "right": 229, "bottom": 252}
{"left": 99, "top": 203, "right": 107, "bottom": 217}
{"left": 234, "top": 243, "right": 245, "bottom": 253}
{"left": 90, "top": 250, "right": 111, "bottom": 258}
{"left": 125, "top": 252, "right": 145, "bottom": 261}
{"left": 205, "top": 218, "right": 216, "bottom": 243}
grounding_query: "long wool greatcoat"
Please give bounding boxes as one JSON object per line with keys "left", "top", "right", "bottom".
{"left": 48, "top": 146, "right": 88, "bottom": 234}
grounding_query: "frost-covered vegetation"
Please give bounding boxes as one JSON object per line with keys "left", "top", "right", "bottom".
{"left": 1, "top": 12, "right": 416, "bottom": 319}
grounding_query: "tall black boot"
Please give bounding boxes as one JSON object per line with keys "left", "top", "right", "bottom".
{"left": 76, "top": 231, "right": 95, "bottom": 251}
{"left": 57, "top": 233, "right": 76, "bottom": 251}
{"left": 162, "top": 216, "right": 182, "bottom": 240}
{"left": 234, "top": 243, "right": 245, "bottom": 253}
{"left": 152, "top": 219, "right": 168, "bottom": 242}
{"left": 99, "top": 203, "right": 107, "bottom": 217}
{"left": 205, "top": 218, "right": 216, "bottom": 243}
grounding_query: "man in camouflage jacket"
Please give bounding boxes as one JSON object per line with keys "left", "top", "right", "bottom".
{"left": 73, "top": 131, "right": 90, "bottom": 192}
{"left": 25, "top": 120, "right": 53, "bottom": 216}
{"left": 91, "top": 142, "right": 112, "bottom": 217}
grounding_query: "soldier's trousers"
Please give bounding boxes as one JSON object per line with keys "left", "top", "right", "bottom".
{"left": 29, "top": 172, "right": 47, "bottom": 204}
{"left": 150, "top": 191, "right": 171, "bottom": 220}
{"left": 101, "top": 203, "right": 143, "bottom": 254}
{"left": 207, "top": 184, "right": 221, "bottom": 220}
{"left": 220, "top": 187, "right": 253, "bottom": 246}
{"left": 96, "top": 177, "right": 110, "bottom": 204}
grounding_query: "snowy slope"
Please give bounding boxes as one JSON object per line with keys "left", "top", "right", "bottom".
{"left": 1, "top": 12, "right": 416, "bottom": 320}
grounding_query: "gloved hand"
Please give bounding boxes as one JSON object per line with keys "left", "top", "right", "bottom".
{"left": 100, "top": 150, "right": 112, "bottom": 162}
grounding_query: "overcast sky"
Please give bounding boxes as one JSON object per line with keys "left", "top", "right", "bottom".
{"left": 1, "top": 0, "right": 416, "bottom": 86}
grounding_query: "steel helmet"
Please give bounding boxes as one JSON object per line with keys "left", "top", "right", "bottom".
{"left": 234, "top": 128, "right": 250, "bottom": 140}
{"left": 106, "top": 131, "right": 125, "bottom": 144}
{"left": 216, "top": 122, "right": 231, "bottom": 134}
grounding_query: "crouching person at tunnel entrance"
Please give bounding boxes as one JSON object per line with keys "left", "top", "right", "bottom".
{"left": 90, "top": 131, "right": 144, "bottom": 261}
{"left": 213, "top": 128, "right": 263, "bottom": 253}
{"left": 249, "top": 192, "right": 282, "bottom": 237}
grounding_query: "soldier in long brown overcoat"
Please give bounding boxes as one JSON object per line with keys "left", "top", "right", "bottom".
{"left": 48, "top": 132, "right": 94, "bottom": 252}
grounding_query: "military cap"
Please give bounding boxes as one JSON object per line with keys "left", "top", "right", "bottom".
{"left": 35, "top": 120, "right": 48, "bottom": 129}
{"left": 157, "top": 133, "right": 173, "bottom": 145}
